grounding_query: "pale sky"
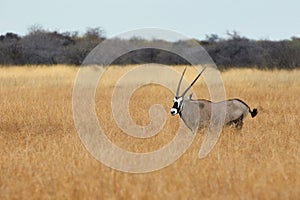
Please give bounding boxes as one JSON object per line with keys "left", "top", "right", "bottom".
{"left": 1, "top": 0, "right": 299, "bottom": 40}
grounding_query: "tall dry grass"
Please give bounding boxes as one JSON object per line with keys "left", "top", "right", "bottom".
{"left": 0, "top": 65, "right": 299, "bottom": 199}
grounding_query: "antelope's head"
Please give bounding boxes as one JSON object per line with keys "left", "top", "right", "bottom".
{"left": 170, "top": 66, "right": 206, "bottom": 116}
{"left": 170, "top": 96, "right": 183, "bottom": 116}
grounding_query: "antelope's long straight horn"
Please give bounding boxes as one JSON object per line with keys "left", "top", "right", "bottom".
{"left": 176, "top": 66, "right": 187, "bottom": 96}
{"left": 181, "top": 67, "right": 207, "bottom": 97}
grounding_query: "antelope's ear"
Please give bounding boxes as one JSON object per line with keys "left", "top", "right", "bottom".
{"left": 189, "top": 93, "right": 193, "bottom": 99}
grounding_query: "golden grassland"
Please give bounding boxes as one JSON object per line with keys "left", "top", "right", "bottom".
{"left": 0, "top": 65, "right": 299, "bottom": 199}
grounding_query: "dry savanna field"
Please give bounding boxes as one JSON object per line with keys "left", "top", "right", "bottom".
{"left": 0, "top": 65, "right": 299, "bottom": 199}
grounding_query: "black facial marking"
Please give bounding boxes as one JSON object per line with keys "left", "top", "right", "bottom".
{"left": 173, "top": 102, "right": 178, "bottom": 108}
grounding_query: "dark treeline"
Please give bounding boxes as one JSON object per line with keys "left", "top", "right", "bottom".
{"left": 0, "top": 27, "right": 299, "bottom": 69}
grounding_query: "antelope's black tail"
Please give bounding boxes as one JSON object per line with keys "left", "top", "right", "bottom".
{"left": 250, "top": 108, "right": 258, "bottom": 118}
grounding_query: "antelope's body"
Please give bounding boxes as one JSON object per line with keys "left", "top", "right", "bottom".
{"left": 170, "top": 67, "right": 257, "bottom": 132}
{"left": 177, "top": 98, "right": 257, "bottom": 131}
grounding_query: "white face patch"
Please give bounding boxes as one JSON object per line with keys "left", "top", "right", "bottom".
{"left": 170, "top": 108, "right": 177, "bottom": 116}
{"left": 173, "top": 97, "right": 183, "bottom": 104}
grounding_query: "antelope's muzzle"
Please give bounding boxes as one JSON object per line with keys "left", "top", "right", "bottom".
{"left": 170, "top": 108, "right": 177, "bottom": 116}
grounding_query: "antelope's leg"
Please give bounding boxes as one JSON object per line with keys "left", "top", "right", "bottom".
{"left": 235, "top": 115, "right": 243, "bottom": 129}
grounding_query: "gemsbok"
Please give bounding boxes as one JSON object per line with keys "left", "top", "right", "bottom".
{"left": 170, "top": 67, "right": 257, "bottom": 132}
